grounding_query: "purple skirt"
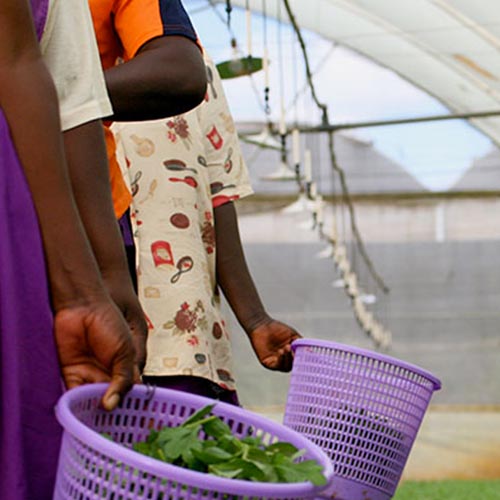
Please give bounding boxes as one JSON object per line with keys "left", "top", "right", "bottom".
{"left": 0, "top": 2, "right": 63, "bottom": 493}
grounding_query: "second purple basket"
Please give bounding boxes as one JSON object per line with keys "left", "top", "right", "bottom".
{"left": 284, "top": 339, "right": 441, "bottom": 500}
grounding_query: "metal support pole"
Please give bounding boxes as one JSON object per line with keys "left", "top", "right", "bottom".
{"left": 298, "top": 109, "right": 500, "bottom": 133}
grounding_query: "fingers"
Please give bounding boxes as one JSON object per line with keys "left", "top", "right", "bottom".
{"left": 272, "top": 331, "right": 298, "bottom": 372}
{"left": 133, "top": 364, "right": 142, "bottom": 384}
{"left": 278, "top": 348, "right": 294, "bottom": 372}
{"left": 62, "top": 373, "right": 85, "bottom": 391}
{"left": 101, "top": 347, "right": 135, "bottom": 411}
{"left": 61, "top": 353, "right": 136, "bottom": 411}
{"left": 279, "top": 331, "right": 300, "bottom": 371}
{"left": 125, "top": 308, "right": 148, "bottom": 373}
{"left": 62, "top": 365, "right": 111, "bottom": 390}
{"left": 102, "top": 374, "right": 131, "bottom": 411}
{"left": 131, "top": 329, "right": 147, "bottom": 373}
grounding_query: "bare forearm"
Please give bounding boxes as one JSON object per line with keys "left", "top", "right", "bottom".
{"left": 214, "top": 202, "right": 270, "bottom": 333}
{"left": 104, "top": 36, "right": 207, "bottom": 121}
{"left": 1, "top": 59, "right": 106, "bottom": 309}
{"left": 63, "top": 121, "right": 147, "bottom": 369}
{"left": 63, "top": 120, "right": 132, "bottom": 278}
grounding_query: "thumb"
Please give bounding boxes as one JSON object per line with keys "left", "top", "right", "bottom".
{"left": 101, "top": 352, "right": 135, "bottom": 411}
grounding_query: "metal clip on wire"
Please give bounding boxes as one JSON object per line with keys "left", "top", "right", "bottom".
{"left": 143, "top": 382, "right": 156, "bottom": 405}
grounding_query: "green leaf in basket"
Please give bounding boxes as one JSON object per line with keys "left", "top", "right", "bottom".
{"left": 265, "top": 441, "right": 301, "bottom": 458}
{"left": 192, "top": 445, "right": 234, "bottom": 465}
{"left": 240, "top": 435, "right": 263, "bottom": 448}
{"left": 275, "top": 459, "right": 328, "bottom": 487}
{"left": 216, "top": 434, "right": 244, "bottom": 455}
{"left": 156, "top": 426, "right": 179, "bottom": 446}
{"left": 202, "top": 415, "right": 232, "bottom": 440}
{"left": 209, "top": 458, "right": 266, "bottom": 482}
{"left": 181, "top": 404, "right": 216, "bottom": 427}
{"left": 207, "top": 460, "right": 244, "bottom": 479}
{"left": 295, "top": 460, "right": 329, "bottom": 486}
{"left": 162, "top": 426, "right": 200, "bottom": 461}
{"left": 127, "top": 403, "right": 328, "bottom": 487}
{"left": 147, "top": 428, "right": 160, "bottom": 443}
{"left": 132, "top": 441, "right": 153, "bottom": 456}
{"left": 181, "top": 440, "right": 205, "bottom": 472}
{"left": 243, "top": 448, "right": 280, "bottom": 483}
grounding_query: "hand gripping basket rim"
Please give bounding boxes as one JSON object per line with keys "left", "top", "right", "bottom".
{"left": 291, "top": 339, "right": 441, "bottom": 390}
{"left": 55, "top": 383, "right": 334, "bottom": 498}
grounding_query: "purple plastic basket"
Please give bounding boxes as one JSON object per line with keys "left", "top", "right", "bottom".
{"left": 283, "top": 339, "right": 441, "bottom": 500}
{"left": 54, "top": 383, "right": 334, "bottom": 499}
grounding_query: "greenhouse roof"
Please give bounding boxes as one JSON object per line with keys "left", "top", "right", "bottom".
{"left": 221, "top": 0, "right": 500, "bottom": 146}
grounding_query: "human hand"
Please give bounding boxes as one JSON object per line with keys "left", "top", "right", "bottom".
{"left": 104, "top": 273, "right": 148, "bottom": 374}
{"left": 54, "top": 298, "right": 138, "bottom": 411}
{"left": 248, "top": 319, "right": 302, "bottom": 372}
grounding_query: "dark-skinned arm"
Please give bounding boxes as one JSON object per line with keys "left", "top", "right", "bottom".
{"left": 104, "top": 36, "right": 207, "bottom": 121}
{"left": 214, "top": 202, "right": 302, "bottom": 372}
{"left": 0, "top": 0, "right": 137, "bottom": 410}
{"left": 63, "top": 120, "right": 147, "bottom": 372}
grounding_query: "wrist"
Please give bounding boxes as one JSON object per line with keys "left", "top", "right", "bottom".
{"left": 44, "top": 235, "right": 110, "bottom": 311}
{"left": 241, "top": 311, "right": 272, "bottom": 336}
{"left": 100, "top": 267, "right": 139, "bottom": 309}
{"left": 50, "top": 276, "right": 109, "bottom": 312}
{"left": 100, "top": 263, "right": 134, "bottom": 287}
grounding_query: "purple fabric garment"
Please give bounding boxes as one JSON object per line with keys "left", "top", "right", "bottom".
{"left": 118, "top": 210, "right": 134, "bottom": 247}
{"left": 118, "top": 210, "right": 138, "bottom": 290}
{"left": 0, "top": 1, "right": 63, "bottom": 498}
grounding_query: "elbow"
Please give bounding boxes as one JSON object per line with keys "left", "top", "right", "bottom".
{"left": 173, "top": 69, "right": 207, "bottom": 114}
{"left": 172, "top": 40, "right": 208, "bottom": 113}
{"left": 146, "top": 37, "right": 208, "bottom": 116}
{"left": 151, "top": 71, "right": 206, "bottom": 117}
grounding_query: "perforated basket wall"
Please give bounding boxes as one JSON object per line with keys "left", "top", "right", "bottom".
{"left": 284, "top": 340, "right": 441, "bottom": 500}
{"left": 54, "top": 383, "right": 333, "bottom": 500}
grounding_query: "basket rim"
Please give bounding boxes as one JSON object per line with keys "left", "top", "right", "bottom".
{"left": 55, "top": 383, "right": 334, "bottom": 497}
{"left": 291, "top": 339, "right": 442, "bottom": 390}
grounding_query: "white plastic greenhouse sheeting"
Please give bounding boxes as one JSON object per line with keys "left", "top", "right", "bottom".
{"left": 218, "top": 0, "right": 500, "bottom": 146}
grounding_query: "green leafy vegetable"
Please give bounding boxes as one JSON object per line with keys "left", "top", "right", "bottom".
{"left": 123, "top": 404, "right": 327, "bottom": 486}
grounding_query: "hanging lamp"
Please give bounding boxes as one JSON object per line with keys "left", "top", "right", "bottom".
{"left": 216, "top": 1, "right": 263, "bottom": 79}
{"left": 240, "top": 124, "right": 283, "bottom": 150}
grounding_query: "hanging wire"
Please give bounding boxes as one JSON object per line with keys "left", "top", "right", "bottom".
{"left": 282, "top": 0, "right": 389, "bottom": 294}
{"left": 277, "top": 0, "right": 285, "bottom": 129}
{"left": 277, "top": 1, "right": 288, "bottom": 169}
{"left": 245, "top": 0, "right": 252, "bottom": 57}
{"left": 206, "top": 0, "right": 233, "bottom": 34}
{"left": 292, "top": 28, "right": 299, "bottom": 127}
{"left": 279, "top": 0, "right": 391, "bottom": 347}
{"left": 262, "top": 0, "right": 271, "bottom": 115}
{"left": 313, "top": 132, "right": 321, "bottom": 194}
{"left": 225, "top": 0, "right": 232, "bottom": 29}
{"left": 289, "top": 30, "right": 302, "bottom": 184}
{"left": 207, "top": 0, "right": 267, "bottom": 115}
{"left": 286, "top": 42, "right": 337, "bottom": 114}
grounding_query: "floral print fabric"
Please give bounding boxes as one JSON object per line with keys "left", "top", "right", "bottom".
{"left": 113, "top": 53, "right": 253, "bottom": 390}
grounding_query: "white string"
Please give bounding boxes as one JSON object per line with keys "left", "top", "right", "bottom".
{"left": 245, "top": 0, "right": 252, "bottom": 56}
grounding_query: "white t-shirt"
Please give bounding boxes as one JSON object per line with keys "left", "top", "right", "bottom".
{"left": 40, "top": 0, "right": 112, "bottom": 131}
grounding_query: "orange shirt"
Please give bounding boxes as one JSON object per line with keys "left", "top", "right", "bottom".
{"left": 88, "top": 0, "right": 199, "bottom": 218}
{"left": 104, "top": 127, "right": 132, "bottom": 218}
